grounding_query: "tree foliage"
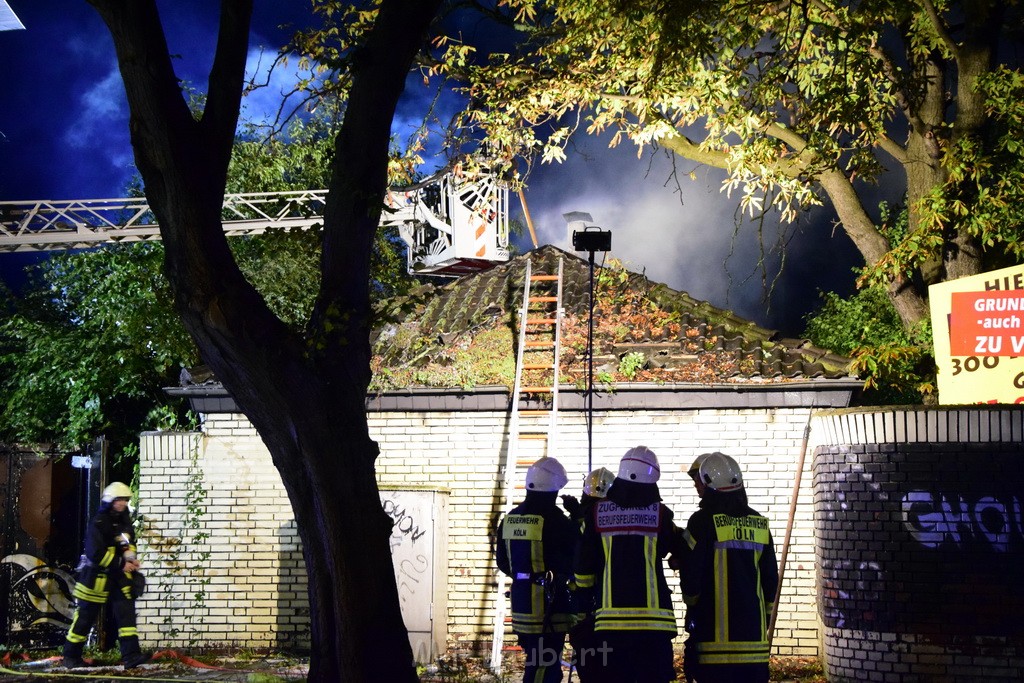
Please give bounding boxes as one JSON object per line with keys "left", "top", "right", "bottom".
{"left": 0, "top": 245, "right": 195, "bottom": 451}
{"left": 803, "top": 285, "right": 933, "bottom": 405}
{"left": 0, "top": 103, "right": 415, "bottom": 455}
{"left": 228, "top": 105, "right": 417, "bottom": 308}
{"left": 802, "top": 199, "right": 936, "bottom": 402}
{"left": 451, "top": 0, "right": 1024, "bottom": 336}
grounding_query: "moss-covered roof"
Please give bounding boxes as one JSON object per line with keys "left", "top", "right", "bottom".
{"left": 370, "top": 245, "right": 856, "bottom": 391}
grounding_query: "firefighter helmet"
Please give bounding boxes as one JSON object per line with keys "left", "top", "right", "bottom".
{"left": 698, "top": 452, "right": 744, "bottom": 492}
{"left": 618, "top": 446, "right": 661, "bottom": 483}
{"left": 582, "top": 467, "right": 616, "bottom": 498}
{"left": 525, "top": 457, "right": 569, "bottom": 492}
{"left": 102, "top": 481, "right": 133, "bottom": 502}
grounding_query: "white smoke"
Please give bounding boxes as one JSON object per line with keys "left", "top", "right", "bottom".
{"left": 517, "top": 135, "right": 858, "bottom": 333}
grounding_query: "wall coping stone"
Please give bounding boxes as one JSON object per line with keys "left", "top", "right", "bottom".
{"left": 167, "top": 379, "right": 860, "bottom": 414}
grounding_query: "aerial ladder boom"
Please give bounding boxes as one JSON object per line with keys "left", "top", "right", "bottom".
{"left": 0, "top": 170, "right": 510, "bottom": 277}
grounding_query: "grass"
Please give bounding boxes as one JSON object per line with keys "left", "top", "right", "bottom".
{"left": 769, "top": 656, "right": 827, "bottom": 682}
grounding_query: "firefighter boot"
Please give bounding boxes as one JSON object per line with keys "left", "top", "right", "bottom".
{"left": 123, "top": 651, "right": 152, "bottom": 669}
{"left": 61, "top": 642, "right": 87, "bottom": 669}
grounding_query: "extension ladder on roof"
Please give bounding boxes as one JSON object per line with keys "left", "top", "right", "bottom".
{"left": 489, "top": 255, "right": 565, "bottom": 673}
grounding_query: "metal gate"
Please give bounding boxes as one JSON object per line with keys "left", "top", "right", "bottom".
{"left": 0, "top": 441, "right": 103, "bottom": 647}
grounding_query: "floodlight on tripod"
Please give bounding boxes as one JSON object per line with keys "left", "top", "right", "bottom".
{"left": 562, "top": 211, "right": 611, "bottom": 472}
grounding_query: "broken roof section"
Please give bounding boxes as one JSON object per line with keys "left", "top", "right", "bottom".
{"left": 370, "top": 245, "right": 857, "bottom": 392}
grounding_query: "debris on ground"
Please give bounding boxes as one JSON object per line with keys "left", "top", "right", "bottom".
{"left": 0, "top": 647, "right": 826, "bottom": 682}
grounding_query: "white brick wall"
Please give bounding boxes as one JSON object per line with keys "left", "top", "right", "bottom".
{"left": 136, "top": 407, "right": 820, "bottom": 656}
{"left": 136, "top": 429, "right": 307, "bottom": 649}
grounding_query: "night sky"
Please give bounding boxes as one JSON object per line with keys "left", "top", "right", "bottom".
{"left": 0, "top": 1, "right": 866, "bottom": 336}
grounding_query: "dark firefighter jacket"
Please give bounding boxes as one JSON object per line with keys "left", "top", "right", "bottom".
{"left": 678, "top": 489, "right": 779, "bottom": 667}
{"left": 495, "top": 491, "right": 579, "bottom": 634}
{"left": 73, "top": 501, "right": 137, "bottom": 604}
{"left": 574, "top": 478, "right": 677, "bottom": 634}
{"left": 565, "top": 494, "right": 601, "bottom": 618}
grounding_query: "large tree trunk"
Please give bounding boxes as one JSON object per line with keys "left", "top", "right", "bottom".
{"left": 817, "top": 169, "right": 931, "bottom": 329}
{"left": 254, "top": 383, "right": 416, "bottom": 681}
{"left": 935, "top": 9, "right": 995, "bottom": 283}
{"left": 88, "top": 0, "right": 441, "bottom": 679}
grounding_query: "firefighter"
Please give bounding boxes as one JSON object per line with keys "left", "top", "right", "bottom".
{"left": 495, "top": 457, "right": 579, "bottom": 683}
{"left": 677, "top": 452, "right": 779, "bottom": 683}
{"left": 685, "top": 453, "right": 712, "bottom": 492}
{"left": 675, "top": 451, "right": 712, "bottom": 681}
{"left": 561, "top": 467, "right": 616, "bottom": 682}
{"left": 561, "top": 467, "right": 616, "bottom": 529}
{"left": 574, "top": 446, "right": 678, "bottom": 683}
{"left": 62, "top": 482, "right": 151, "bottom": 670}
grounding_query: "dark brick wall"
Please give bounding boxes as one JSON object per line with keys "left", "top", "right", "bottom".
{"left": 813, "top": 408, "right": 1024, "bottom": 682}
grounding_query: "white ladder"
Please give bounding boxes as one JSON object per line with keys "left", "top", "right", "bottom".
{"left": 490, "top": 255, "right": 565, "bottom": 672}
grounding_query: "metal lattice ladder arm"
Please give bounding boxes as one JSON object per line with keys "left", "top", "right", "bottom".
{"left": 0, "top": 170, "right": 510, "bottom": 278}
{"left": 490, "top": 255, "right": 564, "bottom": 673}
{"left": 0, "top": 191, "right": 328, "bottom": 251}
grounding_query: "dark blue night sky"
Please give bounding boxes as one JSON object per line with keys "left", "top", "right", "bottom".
{"left": 0, "top": 1, "right": 862, "bottom": 336}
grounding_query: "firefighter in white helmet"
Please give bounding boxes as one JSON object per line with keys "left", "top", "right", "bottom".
{"left": 668, "top": 452, "right": 716, "bottom": 573}
{"left": 63, "top": 482, "right": 152, "bottom": 670}
{"left": 676, "top": 452, "right": 779, "bottom": 683}
{"left": 495, "top": 457, "right": 580, "bottom": 683}
{"left": 574, "top": 447, "right": 678, "bottom": 682}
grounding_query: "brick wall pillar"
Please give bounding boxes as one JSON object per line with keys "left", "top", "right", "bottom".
{"left": 812, "top": 407, "right": 1024, "bottom": 682}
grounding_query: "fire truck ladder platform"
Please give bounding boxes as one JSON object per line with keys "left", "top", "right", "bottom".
{"left": 0, "top": 170, "right": 510, "bottom": 277}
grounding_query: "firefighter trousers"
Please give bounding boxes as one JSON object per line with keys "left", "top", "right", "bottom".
{"left": 517, "top": 631, "right": 567, "bottom": 683}
{"left": 600, "top": 631, "right": 676, "bottom": 683}
{"left": 64, "top": 595, "right": 141, "bottom": 660}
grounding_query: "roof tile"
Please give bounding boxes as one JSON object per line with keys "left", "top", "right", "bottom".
{"left": 370, "top": 245, "right": 856, "bottom": 390}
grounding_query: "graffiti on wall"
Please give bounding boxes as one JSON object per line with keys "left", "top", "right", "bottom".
{"left": 817, "top": 445, "right": 1024, "bottom": 638}
{"left": 902, "top": 490, "right": 1024, "bottom": 552}
{"left": 382, "top": 496, "right": 428, "bottom": 550}
{"left": 817, "top": 466, "right": 894, "bottom": 632}
{"left": 380, "top": 491, "right": 437, "bottom": 634}
{"left": 1, "top": 553, "right": 75, "bottom": 632}
{"left": 819, "top": 559, "right": 884, "bottom": 629}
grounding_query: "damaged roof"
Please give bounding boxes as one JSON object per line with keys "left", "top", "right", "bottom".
{"left": 370, "top": 245, "right": 857, "bottom": 392}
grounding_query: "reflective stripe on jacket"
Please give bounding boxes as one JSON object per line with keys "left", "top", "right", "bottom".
{"left": 576, "top": 494, "right": 677, "bottom": 634}
{"left": 495, "top": 492, "right": 579, "bottom": 634}
{"left": 680, "top": 495, "right": 779, "bottom": 666}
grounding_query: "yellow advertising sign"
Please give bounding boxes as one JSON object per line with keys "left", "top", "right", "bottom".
{"left": 929, "top": 264, "right": 1024, "bottom": 405}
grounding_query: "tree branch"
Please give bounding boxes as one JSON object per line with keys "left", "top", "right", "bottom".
{"left": 868, "top": 44, "right": 919, "bottom": 128}
{"left": 875, "top": 134, "right": 908, "bottom": 165}
{"left": 657, "top": 128, "right": 730, "bottom": 170}
{"left": 202, "top": 0, "right": 254, "bottom": 175}
{"left": 920, "top": 0, "right": 959, "bottom": 58}
{"left": 88, "top": 0, "right": 293, "bottom": 372}
{"left": 316, "top": 0, "right": 443, "bottom": 340}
